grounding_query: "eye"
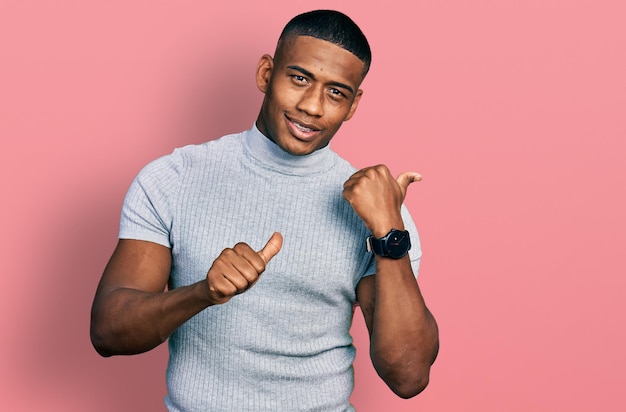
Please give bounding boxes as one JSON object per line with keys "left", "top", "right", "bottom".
{"left": 292, "top": 75, "right": 308, "bottom": 85}
{"left": 328, "top": 88, "right": 346, "bottom": 101}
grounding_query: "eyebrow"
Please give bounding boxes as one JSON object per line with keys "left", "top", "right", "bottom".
{"left": 286, "top": 65, "right": 355, "bottom": 95}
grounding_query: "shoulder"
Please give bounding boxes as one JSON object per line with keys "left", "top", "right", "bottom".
{"left": 137, "top": 132, "right": 246, "bottom": 181}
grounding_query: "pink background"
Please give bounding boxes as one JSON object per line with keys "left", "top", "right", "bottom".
{"left": 2, "top": 0, "right": 625, "bottom": 410}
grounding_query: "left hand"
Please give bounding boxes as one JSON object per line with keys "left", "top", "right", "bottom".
{"left": 343, "top": 165, "right": 422, "bottom": 237}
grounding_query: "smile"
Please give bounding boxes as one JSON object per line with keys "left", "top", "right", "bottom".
{"left": 286, "top": 116, "right": 322, "bottom": 141}
{"left": 293, "top": 121, "right": 315, "bottom": 133}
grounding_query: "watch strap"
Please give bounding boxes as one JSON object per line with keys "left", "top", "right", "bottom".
{"left": 366, "top": 235, "right": 385, "bottom": 255}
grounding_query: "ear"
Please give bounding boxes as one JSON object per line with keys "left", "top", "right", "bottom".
{"left": 256, "top": 54, "right": 274, "bottom": 94}
{"left": 344, "top": 89, "right": 363, "bottom": 121}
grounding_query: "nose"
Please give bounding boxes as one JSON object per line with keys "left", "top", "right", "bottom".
{"left": 296, "top": 86, "right": 324, "bottom": 117}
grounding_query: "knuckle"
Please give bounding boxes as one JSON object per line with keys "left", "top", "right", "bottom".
{"left": 244, "top": 268, "right": 260, "bottom": 282}
{"left": 230, "top": 277, "right": 248, "bottom": 290}
{"left": 219, "top": 248, "right": 236, "bottom": 259}
{"left": 375, "top": 164, "right": 390, "bottom": 175}
{"left": 210, "top": 280, "right": 234, "bottom": 297}
{"left": 364, "top": 167, "right": 379, "bottom": 178}
{"left": 233, "top": 242, "right": 250, "bottom": 252}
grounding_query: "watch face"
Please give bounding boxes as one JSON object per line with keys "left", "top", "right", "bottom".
{"left": 386, "top": 230, "right": 411, "bottom": 259}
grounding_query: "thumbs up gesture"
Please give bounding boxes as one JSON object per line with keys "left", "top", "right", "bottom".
{"left": 343, "top": 165, "right": 421, "bottom": 237}
{"left": 205, "top": 232, "right": 283, "bottom": 305}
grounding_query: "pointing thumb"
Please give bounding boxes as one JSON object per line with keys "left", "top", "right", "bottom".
{"left": 396, "top": 171, "right": 422, "bottom": 197}
{"left": 258, "top": 232, "right": 283, "bottom": 264}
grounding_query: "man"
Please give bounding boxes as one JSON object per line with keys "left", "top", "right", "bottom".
{"left": 91, "top": 9, "right": 438, "bottom": 411}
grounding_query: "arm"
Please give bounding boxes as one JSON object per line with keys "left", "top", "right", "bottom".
{"left": 344, "top": 165, "right": 439, "bottom": 398}
{"left": 90, "top": 233, "right": 282, "bottom": 357}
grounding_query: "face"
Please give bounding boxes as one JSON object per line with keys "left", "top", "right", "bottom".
{"left": 255, "top": 35, "right": 365, "bottom": 156}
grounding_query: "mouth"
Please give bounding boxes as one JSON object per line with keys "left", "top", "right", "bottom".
{"left": 286, "top": 115, "right": 322, "bottom": 142}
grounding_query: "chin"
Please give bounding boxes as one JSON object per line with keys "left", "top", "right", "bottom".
{"left": 283, "top": 144, "right": 314, "bottom": 156}
{"left": 274, "top": 136, "right": 314, "bottom": 156}
{"left": 293, "top": 140, "right": 329, "bottom": 156}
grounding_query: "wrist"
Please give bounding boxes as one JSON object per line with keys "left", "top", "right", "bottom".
{"left": 367, "top": 228, "right": 411, "bottom": 259}
{"left": 370, "top": 219, "right": 404, "bottom": 238}
{"left": 193, "top": 280, "right": 217, "bottom": 307}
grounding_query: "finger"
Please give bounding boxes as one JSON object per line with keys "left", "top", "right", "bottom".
{"left": 343, "top": 171, "right": 362, "bottom": 190}
{"left": 207, "top": 261, "right": 240, "bottom": 299}
{"left": 221, "top": 270, "right": 251, "bottom": 291}
{"left": 208, "top": 256, "right": 258, "bottom": 300}
{"left": 396, "top": 171, "right": 422, "bottom": 197}
{"left": 258, "top": 232, "right": 283, "bottom": 264}
{"left": 227, "top": 256, "right": 262, "bottom": 284}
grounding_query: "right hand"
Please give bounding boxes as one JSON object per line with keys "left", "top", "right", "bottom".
{"left": 205, "top": 232, "right": 283, "bottom": 305}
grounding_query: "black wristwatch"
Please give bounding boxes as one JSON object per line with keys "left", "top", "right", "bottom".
{"left": 366, "top": 229, "right": 411, "bottom": 259}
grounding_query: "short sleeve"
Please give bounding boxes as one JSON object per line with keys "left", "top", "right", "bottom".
{"left": 119, "top": 150, "right": 183, "bottom": 248}
{"left": 362, "top": 204, "right": 422, "bottom": 278}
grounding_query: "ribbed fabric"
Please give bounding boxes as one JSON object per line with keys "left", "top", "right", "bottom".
{"left": 119, "top": 125, "right": 421, "bottom": 411}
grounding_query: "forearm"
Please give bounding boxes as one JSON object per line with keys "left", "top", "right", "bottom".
{"left": 91, "top": 235, "right": 282, "bottom": 357}
{"left": 90, "top": 280, "right": 211, "bottom": 357}
{"left": 370, "top": 256, "right": 439, "bottom": 398}
{"left": 343, "top": 164, "right": 438, "bottom": 396}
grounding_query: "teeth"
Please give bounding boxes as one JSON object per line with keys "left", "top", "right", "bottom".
{"left": 294, "top": 121, "right": 313, "bottom": 132}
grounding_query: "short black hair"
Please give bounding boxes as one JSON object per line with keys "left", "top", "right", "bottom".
{"left": 278, "top": 10, "right": 372, "bottom": 77}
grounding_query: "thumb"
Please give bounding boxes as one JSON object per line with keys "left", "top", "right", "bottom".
{"left": 396, "top": 171, "right": 422, "bottom": 197}
{"left": 258, "top": 232, "right": 283, "bottom": 264}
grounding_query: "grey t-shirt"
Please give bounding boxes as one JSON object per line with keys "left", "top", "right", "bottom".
{"left": 120, "top": 126, "right": 421, "bottom": 411}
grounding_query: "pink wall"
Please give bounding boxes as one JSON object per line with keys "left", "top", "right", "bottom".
{"left": 2, "top": 1, "right": 625, "bottom": 410}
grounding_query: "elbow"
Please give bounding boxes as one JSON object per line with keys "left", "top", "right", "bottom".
{"left": 389, "top": 373, "right": 430, "bottom": 399}
{"left": 90, "top": 307, "right": 121, "bottom": 357}
{"left": 90, "top": 323, "right": 114, "bottom": 357}
{"left": 90, "top": 311, "right": 162, "bottom": 357}
{"left": 92, "top": 342, "right": 113, "bottom": 358}
{"left": 90, "top": 299, "right": 115, "bottom": 357}
{"left": 372, "top": 349, "right": 434, "bottom": 399}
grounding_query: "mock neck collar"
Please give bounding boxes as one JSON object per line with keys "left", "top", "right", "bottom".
{"left": 242, "top": 124, "right": 337, "bottom": 175}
